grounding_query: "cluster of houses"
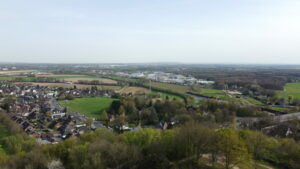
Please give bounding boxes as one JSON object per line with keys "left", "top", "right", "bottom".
{"left": 115, "top": 71, "right": 215, "bottom": 85}
{"left": 0, "top": 83, "right": 111, "bottom": 144}
{"left": 0, "top": 81, "right": 182, "bottom": 144}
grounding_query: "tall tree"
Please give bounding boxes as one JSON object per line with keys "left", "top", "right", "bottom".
{"left": 217, "top": 129, "right": 249, "bottom": 169}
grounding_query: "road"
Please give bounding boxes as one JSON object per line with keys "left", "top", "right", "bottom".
{"left": 187, "top": 93, "right": 300, "bottom": 125}
{"left": 49, "top": 98, "right": 65, "bottom": 111}
{"left": 237, "top": 112, "right": 300, "bottom": 124}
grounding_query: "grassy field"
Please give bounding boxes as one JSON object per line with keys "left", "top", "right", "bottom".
{"left": 120, "top": 86, "right": 150, "bottom": 94}
{"left": 40, "top": 75, "right": 89, "bottom": 79}
{"left": 277, "top": 83, "right": 300, "bottom": 100}
{"left": 0, "top": 76, "right": 15, "bottom": 80}
{"left": 0, "top": 76, "right": 37, "bottom": 81}
{"left": 145, "top": 82, "right": 191, "bottom": 93}
{"left": 0, "top": 70, "right": 36, "bottom": 75}
{"left": 38, "top": 74, "right": 104, "bottom": 79}
{"left": 0, "top": 74, "right": 117, "bottom": 84}
{"left": 199, "top": 88, "right": 225, "bottom": 98}
{"left": 58, "top": 97, "right": 117, "bottom": 119}
{"left": 65, "top": 77, "right": 117, "bottom": 84}
{"left": 144, "top": 81, "right": 264, "bottom": 103}
{"left": 118, "top": 86, "right": 183, "bottom": 100}
{"left": 242, "top": 97, "right": 264, "bottom": 105}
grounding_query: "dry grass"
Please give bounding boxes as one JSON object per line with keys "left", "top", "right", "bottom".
{"left": 65, "top": 78, "right": 117, "bottom": 84}
{"left": 119, "top": 86, "right": 150, "bottom": 94}
{"left": 35, "top": 74, "right": 83, "bottom": 77}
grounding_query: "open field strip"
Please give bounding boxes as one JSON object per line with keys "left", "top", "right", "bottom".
{"left": 0, "top": 70, "right": 36, "bottom": 75}
{"left": 199, "top": 88, "right": 226, "bottom": 98}
{"left": 16, "top": 82, "right": 122, "bottom": 90}
{"left": 36, "top": 74, "right": 84, "bottom": 77}
{"left": 64, "top": 77, "right": 117, "bottom": 84}
{"left": 0, "top": 76, "right": 37, "bottom": 81}
{"left": 119, "top": 86, "right": 150, "bottom": 94}
{"left": 145, "top": 81, "right": 191, "bottom": 93}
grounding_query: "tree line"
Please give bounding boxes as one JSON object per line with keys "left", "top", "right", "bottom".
{"left": 0, "top": 120, "right": 300, "bottom": 169}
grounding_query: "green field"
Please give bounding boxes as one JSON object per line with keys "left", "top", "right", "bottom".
{"left": 48, "top": 75, "right": 112, "bottom": 79}
{"left": 242, "top": 97, "right": 264, "bottom": 105}
{"left": 199, "top": 88, "right": 225, "bottom": 98}
{"left": 0, "top": 76, "right": 37, "bottom": 81}
{"left": 145, "top": 82, "right": 191, "bottom": 93}
{"left": 47, "top": 75, "right": 90, "bottom": 79}
{"left": 144, "top": 82, "right": 264, "bottom": 105}
{"left": 58, "top": 97, "right": 117, "bottom": 119}
{"left": 277, "top": 83, "right": 300, "bottom": 100}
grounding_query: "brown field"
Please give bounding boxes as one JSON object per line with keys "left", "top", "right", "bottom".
{"left": 16, "top": 82, "right": 122, "bottom": 90}
{"left": 35, "top": 74, "right": 83, "bottom": 77}
{"left": 119, "top": 86, "right": 150, "bottom": 95}
{"left": 0, "top": 70, "right": 36, "bottom": 75}
{"left": 66, "top": 78, "right": 117, "bottom": 84}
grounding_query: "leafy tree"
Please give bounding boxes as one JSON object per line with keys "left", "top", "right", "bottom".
{"left": 140, "top": 107, "right": 159, "bottom": 125}
{"left": 274, "top": 139, "right": 300, "bottom": 169}
{"left": 47, "top": 138, "right": 77, "bottom": 166}
{"left": 2, "top": 135, "right": 35, "bottom": 154}
{"left": 110, "top": 100, "right": 121, "bottom": 114}
{"left": 68, "top": 143, "right": 89, "bottom": 169}
{"left": 121, "top": 128, "right": 161, "bottom": 147}
{"left": 5, "top": 149, "right": 48, "bottom": 169}
{"left": 100, "top": 110, "right": 109, "bottom": 123}
{"left": 0, "top": 148, "right": 8, "bottom": 166}
{"left": 118, "top": 105, "right": 126, "bottom": 116}
{"left": 88, "top": 140, "right": 140, "bottom": 169}
{"left": 217, "top": 129, "right": 249, "bottom": 169}
{"left": 288, "top": 95, "right": 294, "bottom": 105}
{"left": 172, "top": 122, "right": 216, "bottom": 161}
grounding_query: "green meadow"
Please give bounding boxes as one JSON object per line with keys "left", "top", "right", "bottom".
{"left": 199, "top": 88, "right": 225, "bottom": 98}
{"left": 59, "top": 97, "right": 117, "bottom": 119}
{"left": 277, "top": 83, "right": 300, "bottom": 100}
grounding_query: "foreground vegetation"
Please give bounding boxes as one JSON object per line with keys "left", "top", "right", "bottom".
{"left": 0, "top": 119, "right": 300, "bottom": 169}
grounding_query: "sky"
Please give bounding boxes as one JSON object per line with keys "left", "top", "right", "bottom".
{"left": 0, "top": 0, "right": 300, "bottom": 64}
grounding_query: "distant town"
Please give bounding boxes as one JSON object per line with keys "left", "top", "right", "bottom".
{"left": 114, "top": 71, "right": 215, "bottom": 85}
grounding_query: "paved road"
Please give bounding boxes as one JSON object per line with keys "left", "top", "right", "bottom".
{"left": 49, "top": 98, "right": 64, "bottom": 111}
{"left": 237, "top": 112, "right": 300, "bottom": 124}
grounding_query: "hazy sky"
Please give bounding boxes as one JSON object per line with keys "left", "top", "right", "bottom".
{"left": 0, "top": 0, "right": 300, "bottom": 64}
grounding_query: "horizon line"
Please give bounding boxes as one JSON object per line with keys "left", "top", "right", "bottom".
{"left": 1, "top": 61, "right": 300, "bottom": 65}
